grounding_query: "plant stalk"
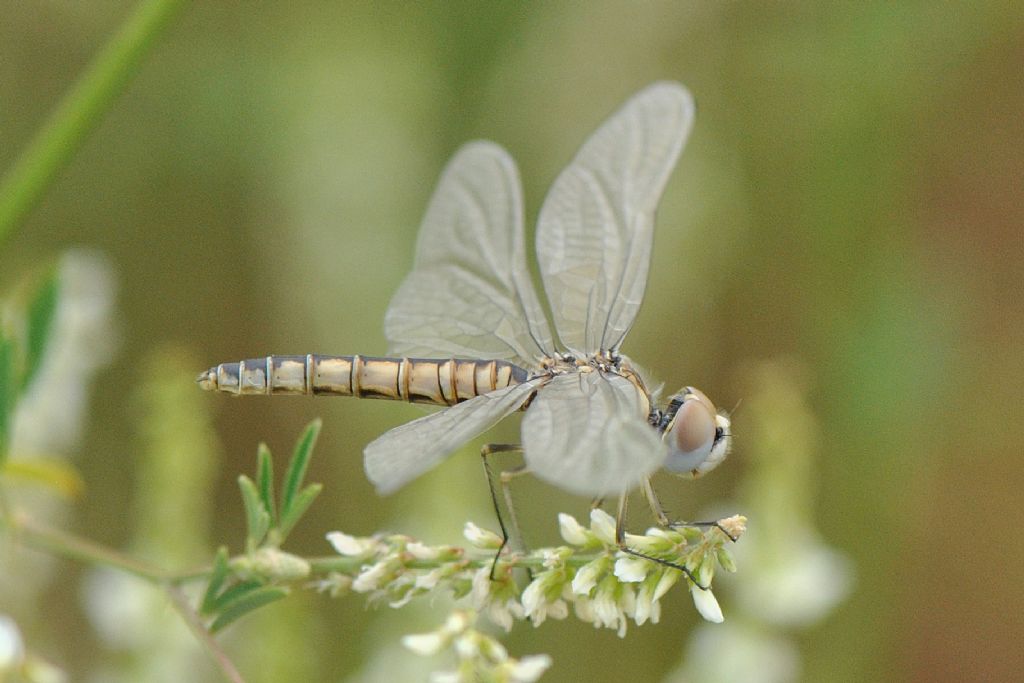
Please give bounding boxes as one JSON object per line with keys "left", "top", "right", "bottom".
{"left": 0, "top": 0, "right": 189, "bottom": 244}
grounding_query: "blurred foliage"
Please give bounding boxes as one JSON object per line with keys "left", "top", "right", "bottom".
{"left": 1, "top": 1, "right": 1022, "bottom": 682}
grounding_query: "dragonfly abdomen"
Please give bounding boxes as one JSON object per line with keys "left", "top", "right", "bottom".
{"left": 197, "top": 355, "right": 528, "bottom": 406}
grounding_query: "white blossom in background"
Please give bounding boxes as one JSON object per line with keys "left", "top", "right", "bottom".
{"left": 402, "top": 610, "right": 552, "bottom": 683}
{"left": 81, "top": 349, "right": 220, "bottom": 683}
{"left": 665, "top": 359, "right": 853, "bottom": 683}
{"left": 0, "top": 616, "right": 25, "bottom": 672}
{"left": 0, "top": 614, "right": 68, "bottom": 683}
{"left": 10, "top": 250, "right": 118, "bottom": 458}
{"left": 1, "top": 251, "right": 117, "bottom": 615}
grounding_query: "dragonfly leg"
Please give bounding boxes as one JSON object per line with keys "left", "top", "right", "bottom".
{"left": 641, "top": 478, "right": 738, "bottom": 542}
{"left": 480, "top": 444, "right": 529, "bottom": 579}
{"left": 615, "top": 489, "right": 707, "bottom": 589}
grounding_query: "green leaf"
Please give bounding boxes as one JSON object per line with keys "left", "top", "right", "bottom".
{"left": 21, "top": 268, "right": 59, "bottom": 394}
{"left": 0, "top": 333, "right": 13, "bottom": 462}
{"left": 238, "top": 475, "right": 270, "bottom": 548}
{"left": 280, "top": 419, "right": 321, "bottom": 520}
{"left": 209, "top": 585, "right": 288, "bottom": 634}
{"left": 2, "top": 457, "right": 84, "bottom": 498}
{"left": 207, "top": 579, "right": 264, "bottom": 614}
{"left": 200, "top": 547, "right": 231, "bottom": 615}
{"left": 256, "top": 442, "right": 276, "bottom": 525}
{"left": 277, "top": 483, "right": 323, "bottom": 539}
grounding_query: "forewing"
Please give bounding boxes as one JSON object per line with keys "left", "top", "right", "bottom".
{"left": 385, "top": 142, "right": 554, "bottom": 367}
{"left": 535, "top": 82, "right": 694, "bottom": 354}
{"left": 521, "top": 371, "right": 666, "bottom": 497}
{"left": 364, "top": 379, "right": 543, "bottom": 495}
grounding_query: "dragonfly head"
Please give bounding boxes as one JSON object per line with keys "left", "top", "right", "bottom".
{"left": 660, "top": 387, "right": 732, "bottom": 478}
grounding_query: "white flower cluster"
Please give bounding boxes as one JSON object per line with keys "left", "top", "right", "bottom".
{"left": 324, "top": 509, "right": 745, "bottom": 635}
{"left": 402, "top": 610, "right": 551, "bottom": 683}
{"left": 0, "top": 615, "right": 66, "bottom": 683}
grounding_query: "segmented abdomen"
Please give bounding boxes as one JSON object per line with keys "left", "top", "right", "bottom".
{"left": 197, "top": 355, "right": 529, "bottom": 406}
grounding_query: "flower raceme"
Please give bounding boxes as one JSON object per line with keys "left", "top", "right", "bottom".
{"left": 323, "top": 509, "right": 745, "bottom": 634}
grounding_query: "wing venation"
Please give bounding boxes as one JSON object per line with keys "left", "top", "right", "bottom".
{"left": 385, "top": 142, "right": 554, "bottom": 366}
{"left": 535, "top": 82, "right": 695, "bottom": 354}
{"left": 521, "top": 371, "right": 666, "bottom": 496}
{"left": 365, "top": 379, "right": 543, "bottom": 494}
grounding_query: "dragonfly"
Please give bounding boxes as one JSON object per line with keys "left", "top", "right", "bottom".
{"left": 199, "top": 82, "right": 733, "bottom": 573}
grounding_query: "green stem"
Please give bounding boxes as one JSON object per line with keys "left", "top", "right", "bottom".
{"left": 166, "top": 586, "right": 247, "bottom": 683}
{"left": 305, "top": 551, "right": 610, "bottom": 575}
{"left": 0, "top": 0, "right": 188, "bottom": 245}
{"left": 5, "top": 509, "right": 170, "bottom": 582}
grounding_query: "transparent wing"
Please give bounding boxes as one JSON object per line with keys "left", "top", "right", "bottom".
{"left": 364, "top": 379, "right": 543, "bottom": 495}
{"left": 535, "top": 82, "right": 695, "bottom": 354}
{"left": 385, "top": 141, "right": 554, "bottom": 367}
{"left": 521, "top": 371, "right": 666, "bottom": 497}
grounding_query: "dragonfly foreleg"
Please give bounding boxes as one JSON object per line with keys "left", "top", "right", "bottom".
{"left": 641, "top": 478, "right": 738, "bottom": 542}
{"left": 480, "top": 444, "right": 529, "bottom": 579}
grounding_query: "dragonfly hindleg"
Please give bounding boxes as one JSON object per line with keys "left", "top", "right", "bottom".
{"left": 480, "top": 443, "right": 529, "bottom": 579}
{"left": 615, "top": 488, "right": 708, "bottom": 589}
{"left": 641, "top": 478, "right": 738, "bottom": 542}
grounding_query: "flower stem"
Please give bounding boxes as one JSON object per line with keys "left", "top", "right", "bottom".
{"left": 4, "top": 509, "right": 170, "bottom": 582}
{"left": 0, "top": 0, "right": 189, "bottom": 245}
{"left": 166, "top": 585, "right": 247, "bottom": 683}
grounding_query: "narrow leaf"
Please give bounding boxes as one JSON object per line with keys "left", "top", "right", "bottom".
{"left": 2, "top": 457, "right": 84, "bottom": 498}
{"left": 277, "top": 483, "right": 323, "bottom": 539}
{"left": 280, "top": 419, "right": 321, "bottom": 519}
{"left": 209, "top": 586, "right": 288, "bottom": 633}
{"left": 256, "top": 442, "right": 275, "bottom": 524}
{"left": 207, "top": 579, "right": 264, "bottom": 614}
{"left": 238, "top": 475, "right": 270, "bottom": 548}
{"left": 0, "top": 333, "right": 13, "bottom": 461}
{"left": 200, "top": 547, "right": 231, "bottom": 615}
{"left": 21, "top": 268, "right": 59, "bottom": 393}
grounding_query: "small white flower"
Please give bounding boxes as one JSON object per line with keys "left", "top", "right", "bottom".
{"left": 521, "top": 571, "right": 568, "bottom": 627}
{"left": 717, "top": 514, "right": 747, "bottom": 539}
{"left": 619, "top": 583, "right": 637, "bottom": 620}
{"left": 558, "top": 513, "right": 592, "bottom": 546}
{"left": 428, "top": 672, "right": 460, "bottom": 683}
{"left": 503, "top": 654, "right": 553, "bottom": 682}
{"left": 0, "top": 615, "right": 25, "bottom": 670}
{"left": 443, "top": 610, "right": 473, "bottom": 633}
{"left": 613, "top": 556, "right": 650, "bottom": 583}
{"left": 470, "top": 567, "right": 523, "bottom": 632}
{"left": 589, "top": 509, "right": 618, "bottom": 545}
{"left": 571, "top": 557, "right": 608, "bottom": 595}
{"left": 311, "top": 572, "right": 352, "bottom": 597}
{"left": 402, "top": 632, "right": 445, "bottom": 656}
{"left": 407, "top": 541, "right": 441, "bottom": 560}
{"left": 326, "top": 531, "right": 377, "bottom": 557}
{"left": 653, "top": 568, "right": 680, "bottom": 602}
{"left": 592, "top": 575, "right": 634, "bottom": 636}
{"left": 453, "top": 632, "right": 481, "bottom": 660}
{"left": 470, "top": 566, "right": 493, "bottom": 607}
{"left": 388, "top": 590, "right": 415, "bottom": 609}
{"left": 415, "top": 568, "right": 446, "bottom": 590}
{"left": 572, "top": 594, "right": 597, "bottom": 625}
{"left": 352, "top": 560, "right": 393, "bottom": 593}
{"left": 633, "top": 575, "right": 658, "bottom": 626}
{"left": 520, "top": 578, "right": 545, "bottom": 617}
{"left": 690, "top": 585, "right": 724, "bottom": 623}
{"left": 463, "top": 522, "right": 502, "bottom": 549}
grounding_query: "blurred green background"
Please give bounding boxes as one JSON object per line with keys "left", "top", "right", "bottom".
{"left": 2, "top": 1, "right": 1022, "bottom": 681}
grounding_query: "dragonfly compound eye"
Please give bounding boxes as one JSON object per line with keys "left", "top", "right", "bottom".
{"left": 662, "top": 388, "right": 731, "bottom": 478}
